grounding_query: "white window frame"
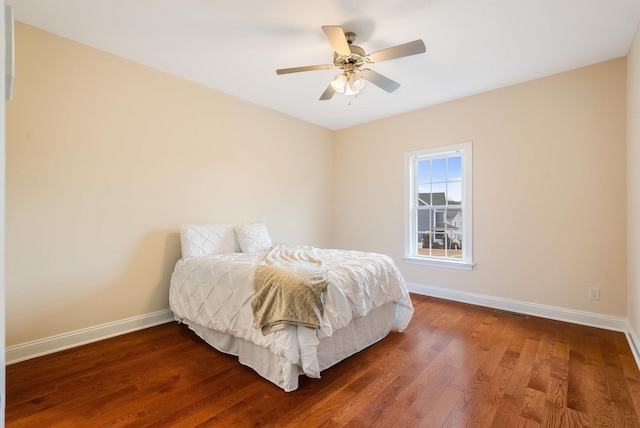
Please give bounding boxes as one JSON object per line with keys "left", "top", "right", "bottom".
{"left": 403, "top": 142, "right": 473, "bottom": 270}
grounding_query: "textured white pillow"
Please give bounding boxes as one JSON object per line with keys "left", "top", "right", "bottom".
{"left": 179, "top": 224, "right": 239, "bottom": 258}
{"left": 235, "top": 222, "right": 273, "bottom": 253}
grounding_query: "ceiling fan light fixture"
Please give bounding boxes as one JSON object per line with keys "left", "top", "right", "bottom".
{"left": 347, "top": 72, "right": 366, "bottom": 93}
{"left": 331, "top": 71, "right": 366, "bottom": 96}
{"left": 344, "top": 84, "right": 357, "bottom": 96}
{"left": 330, "top": 73, "right": 348, "bottom": 93}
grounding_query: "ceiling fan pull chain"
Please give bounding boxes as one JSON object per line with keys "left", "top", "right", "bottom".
{"left": 348, "top": 92, "right": 360, "bottom": 106}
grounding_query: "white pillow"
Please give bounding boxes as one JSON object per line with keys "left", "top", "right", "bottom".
{"left": 179, "top": 224, "right": 239, "bottom": 258}
{"left": 235, "top": 222, "right": 273, "bottom": 253}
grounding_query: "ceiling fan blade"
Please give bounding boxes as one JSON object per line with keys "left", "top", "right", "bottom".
{"left": 367, "top": 39, "right": 426, "bottom": 63}
{"left": 319, "top": 84, "right": 335, "bottom": 100}
{"left": 322, "top": 26, "right": 351, "bottom": 56}
{"left": 361, "top": 69, "right": 401, "bottom": 93}
{"left": 276, "top": 64, "right": 335, "bottom": 75}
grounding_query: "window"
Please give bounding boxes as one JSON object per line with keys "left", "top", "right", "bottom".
{"left": 404, "top": 142, "right": 473, "bottom": 269}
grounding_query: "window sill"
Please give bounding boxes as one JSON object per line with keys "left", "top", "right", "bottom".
{"left": 402, "top": 256, "right": 474, "bottom": 270}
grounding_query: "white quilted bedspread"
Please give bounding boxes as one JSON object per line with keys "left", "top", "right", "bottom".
{"left": 169, "top": 245, "right": 414, "bottom": 378}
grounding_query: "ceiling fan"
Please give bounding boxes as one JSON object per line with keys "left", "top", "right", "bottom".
{"left": 276, "top": 26, "right": 426, "bottom": 100}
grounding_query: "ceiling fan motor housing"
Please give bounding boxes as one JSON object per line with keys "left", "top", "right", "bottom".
{"left": 333, "top": 33, "right": 366, "bottom": 69}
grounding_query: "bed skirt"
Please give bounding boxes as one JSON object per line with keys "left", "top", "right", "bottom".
{"left": 175, "top": 302, "right": 397, "bottom": 392}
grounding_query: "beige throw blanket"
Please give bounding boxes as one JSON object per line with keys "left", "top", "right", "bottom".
{"left": 252, "top": 246, "right": 329, "bottom": 335}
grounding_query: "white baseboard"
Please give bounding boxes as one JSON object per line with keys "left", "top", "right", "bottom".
{"left": 6, "top": 309, "right": 175, "bottom": 364}
{"left": 408, "top": 282, "right": 640, "bottom": 370}
{"left": 626, "top": 321, "right": 640, "bottom": 370}
{"left": 407, "top": 282, "right": 628, "bottom": 332}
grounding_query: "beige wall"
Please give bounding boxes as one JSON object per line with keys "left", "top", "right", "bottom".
{"left": 5, "top": 23, "right": 334, "bottom": 345}
{"left": 628, "top": 23, "right": 640, "bottom": 339}
{"left": 334, "top": 58, "right": 628, "bottom": 316}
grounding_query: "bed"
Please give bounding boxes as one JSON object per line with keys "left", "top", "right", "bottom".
{"left": 169, "top": 222, "right": 414, "bottom": 392}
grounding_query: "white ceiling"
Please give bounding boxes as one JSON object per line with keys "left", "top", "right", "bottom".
{"left": 7, "top": 0, "right": 640, "bottom": 130}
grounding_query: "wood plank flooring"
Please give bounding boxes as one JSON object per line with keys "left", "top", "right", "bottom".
{"left": 6, "top": 294, "right": 640, "bottom": 427}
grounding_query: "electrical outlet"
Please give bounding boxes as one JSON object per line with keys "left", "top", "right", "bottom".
{"left": 588, "top": 287, "right": 600, "bottom": 300}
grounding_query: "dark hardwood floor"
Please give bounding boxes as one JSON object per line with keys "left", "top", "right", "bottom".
{"left": 6, "top": 294, "right": 640, "bottom": 427}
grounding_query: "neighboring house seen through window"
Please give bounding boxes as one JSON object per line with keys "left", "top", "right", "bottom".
{"left": 404, "top": 142, "right": 473, "bottom": 270}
